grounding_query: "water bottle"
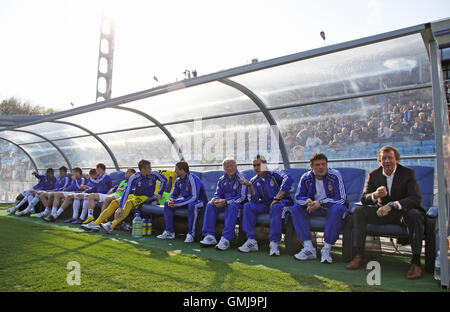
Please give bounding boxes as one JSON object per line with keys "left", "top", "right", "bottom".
{"left": 434, "top": 250, "right": 441, "bottom": 281}
{"left": 148, "top": 216, "right": 152, "bottom": 236}
{"left": 132, "top": 211, "right": 143, "bottom": 238}
{"left": 142, "top": 218, "right": 148, "bottom": 236}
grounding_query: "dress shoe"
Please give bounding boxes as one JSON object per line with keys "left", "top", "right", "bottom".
{"left": 346, "top": 255, "right": 368, "bottom": 270}
{"left": 406, "top": 263, "right": 422, "bottom": 279}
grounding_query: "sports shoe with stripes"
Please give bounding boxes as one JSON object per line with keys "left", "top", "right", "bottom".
{"left": 215, "top": 237, "right": 230, "bottom": 251}
{"left": 320, "top": 247, "right": 333, "bottom": 264}
{"left": 294, "top": 247, "right": 317, "bottom": 261}
{"left": 184, "top": 233, "right": 195, "bottom": 243}
{"left": 156, "top": 230, "right": 175, "bottom": 239}
{"left": 200, "top": 234, "right": 217, "bottom": 246}
{"left": 238, "top": 239, "right": 258, "bottom": 253}
{"left": 101, "top": 221, "right": 114, "bottom": 234}
{"left": 269, "top": 241, "right": 280, "bottom": 256}
{"left": 81, "top": 221, "right": 100, "bottom": 232}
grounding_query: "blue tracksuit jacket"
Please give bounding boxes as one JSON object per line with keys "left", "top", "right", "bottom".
{"left": 54, "top": 175, "right": 71, "bottom": 191}
{"left": 213, "top": 171, "right": 247, "bottom": 204}
{"left": 295, "top": 168, "right": 347, "bottom": 207}
{"left": 171, "top": 172, "right": 208, "bottom": 207}
{"left": 32, "top": 174, "right": 56, "bottom": 191}
{"left": 86, "top": 173, "right": 113, "bottom": 194}
{"left": 65, "top": 177, "right": 87, "bottom": 193}
{"left": 119, "top": 171, "right": 168, "bottom": 208}
{"left": 248, "top": 169, "right": 294, "bottom": 205}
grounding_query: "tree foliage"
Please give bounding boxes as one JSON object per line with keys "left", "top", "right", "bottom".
{"left": 0, "top": 97, "right": 57, "bottom": 115}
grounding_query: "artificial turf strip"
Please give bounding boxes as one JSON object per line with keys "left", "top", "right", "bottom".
{"left": 0, "top": 209, "right": 442, "bottom": 292}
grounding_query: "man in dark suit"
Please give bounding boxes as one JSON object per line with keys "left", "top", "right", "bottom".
{"left": 346, "top": 145, "right": 425, "bottom": 279}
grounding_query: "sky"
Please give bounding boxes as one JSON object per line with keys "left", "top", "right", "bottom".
{"left": 0, "top": 0, "right": 449, "bottom": 111}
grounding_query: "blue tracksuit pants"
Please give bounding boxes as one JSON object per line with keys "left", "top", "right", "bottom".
{"left": 291, "top": 203, "right": 347, "bottom": 245}
{"left": 201, "top": 202, "right": 240, "bottom": 241}
{"left": 241, "top": 202, "right": 284, "bottom": 243}
{"left": 164, "top": 200, "right": 203, "bottom": 235}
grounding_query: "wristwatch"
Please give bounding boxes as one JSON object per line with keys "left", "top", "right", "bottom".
{"left": 388, "top": 202, "right": 396, "bottom": 209}
{"left": 319, "top": 199, "right": 324, "bottom": 207}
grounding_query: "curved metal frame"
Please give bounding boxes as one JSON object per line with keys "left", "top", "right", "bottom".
{"left": 219, "top": 78, "right": 291, "bottom": 169}
{"left": 0, "top": 137, "right": 39, "bottom": 172}
{"left": 10, "top": 129, "right": 72, "bottom": 171}
{"left": 114, "top": 106, "right": 185, "bottom": 161}
{"left": 51, "top": 120, "right": 120, "bottom": 171}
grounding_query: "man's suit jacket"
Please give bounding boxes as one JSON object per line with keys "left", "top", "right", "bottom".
{"left": 361, "top": 164, "right": 424, "bottom": 213}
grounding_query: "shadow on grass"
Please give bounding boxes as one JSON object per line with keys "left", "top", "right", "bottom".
{"left": 2, "top": 213, "right": 442, "bottom": 292}
{"left": 0, "top": 217, "right": 219, "bottom": 291}
{"left": 205, "top": 258, "right": 234, "bottom": 292}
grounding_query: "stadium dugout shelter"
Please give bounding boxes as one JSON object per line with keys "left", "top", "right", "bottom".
{"left": 0, "top": 20, "right": 449, "bottom": 289}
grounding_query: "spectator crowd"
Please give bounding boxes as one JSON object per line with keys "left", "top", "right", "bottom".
{"left": 279, "top": 91, "right": 435, "bottom": 160}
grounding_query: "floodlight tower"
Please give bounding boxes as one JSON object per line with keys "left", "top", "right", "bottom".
{"left": 96, "top": 16, "right": 115, "bottom": 102}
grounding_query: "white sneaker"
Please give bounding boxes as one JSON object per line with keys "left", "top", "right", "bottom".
{"left": 101, "top": 221, "right": 114, "bottom": 234}
{"left": 36, "top": 210, "right": 50, "bottom": 218}
{"left": 238, "top": 239, "right": 258, "bottom": 253}
{"left": 81, "top": 221, "right": 100, "bottom": 232}
{"left": 16, "top": 208, "right": 31, "bottom": 216}
{"left": 269, "top": 241, "right": 280, "bottom": 256}
{"left": 200, "top": 234, "right": 217, "bottom": 246}
{"left": 294, "top": 247, "right": 317, "bottom": 261}
{"left": 156, "top": 230, "right": 175, "bottom": 239}
{"left": 184, "top": 233, "right": 194, "bottom": 243}
{"left": 215, "top": 237, "right": 230, "bottom": 251}
{"left": 320, "top": 247, "right": 333, "bottom": 264}
{"left": 7, "top": 207, "right": 18, "bottom": 214}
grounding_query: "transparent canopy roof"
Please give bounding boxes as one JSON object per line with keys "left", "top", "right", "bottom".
{"left": 98, "top": 127, "right": 174, "bottom": 167}
{"left": 0, "top": 130, "right": 46, "bottom": 145}
{"left": 121, "top": 81, "right": 258, "bottom": 124}
{"left": 19, "top": 122, "right": 87, "bottom": 141}
{"left": 57, "top": 136, "right": 115, "bottom": 168}
{"left": 59, "top": 107, "right": 154, "bottom": 134}
{"left": 0, "top": 24, "right": 439, "bottom": 171}
{"left": 232, "top": 34, "right": 430, "bottom": 108}
{"left": 19, "top": 142, "right": 67, "bottom": 169}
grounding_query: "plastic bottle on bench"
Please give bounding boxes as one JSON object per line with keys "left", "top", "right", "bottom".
{"left": 132, "top": 211, "right": 143, "bottom": 238}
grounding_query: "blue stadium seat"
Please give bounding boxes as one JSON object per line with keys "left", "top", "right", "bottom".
{"left": 201, "top": 170, "right": 225, "bottom": 200}
{"left": 109, "top": 171, "right": 125, "bottom": 187}
{"left": 286, "top": 168, "right": 310, "bottom": 199}
{"left": 240, "top": 169, "right": 255, "bottom": 180}
{"left": 190, "top": 171, "right": 203, "bottom": 180}
{"left": 284, "top": 167, "right": 366, "bottom": 257}
{"left": 343, "top": 166, "right": 437, "bottom": 272}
